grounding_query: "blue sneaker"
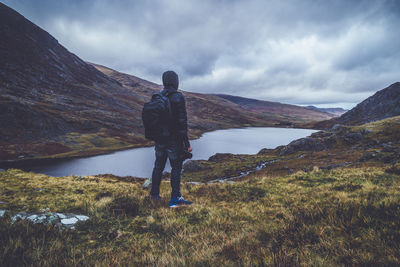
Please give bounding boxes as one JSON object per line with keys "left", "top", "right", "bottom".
{"left": 169, "top": 196, "right": 193, "bottom": 208}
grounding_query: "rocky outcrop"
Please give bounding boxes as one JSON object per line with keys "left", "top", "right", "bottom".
{"left": 314, "top": 82, "right": 400, "bottom": 129}
{"left": 277, "top": 124, "right": 379, "bottom": 156}
{"left": 208, "top": 153, "right": 236, "bottom": 162}
{"left": 183, "top": 160, "right": 210, "bottom": 172}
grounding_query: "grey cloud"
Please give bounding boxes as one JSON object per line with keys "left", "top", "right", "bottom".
{"left": 3, "top": 0, "right": 400, "bottom": 107}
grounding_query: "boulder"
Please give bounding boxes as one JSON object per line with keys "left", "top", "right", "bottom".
{"left": 183, "top": 160, "right": 210, "bottom": 172}
{"left": 208, "top": 153, "right": 235, "bottom": 162}
{"left": 258, "top": 148, "right": 274, "bottom": 154}
{"left": 343, "top": 132, "right": 363, "bottom": 144}
{"left": 279, "top": 137, "right": 328, "bottom": 155}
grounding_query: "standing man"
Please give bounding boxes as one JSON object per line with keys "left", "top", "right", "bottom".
{"left": 150, "top": 70, "right": 193, "bottom": 207}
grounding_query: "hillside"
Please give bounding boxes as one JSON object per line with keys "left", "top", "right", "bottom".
{"left": 90, "top": 64, "right": 314, "bottom": 136}
{"left": 0, "top": 2, "right": 150, "bottom": 160}
{"left": 312, "top": 82, "right": 400, "bottom": 129}
{"left": 215, "top": 94, "right": 334, "bottom": 124}
{"left": 1, "top": 116, "right": 400, "bottom": 265}
{"left": 305, "top": 105, "right": 347, "bottom": 116}
{"left": 0, "top": 3, "right": 332, "bottom": 162}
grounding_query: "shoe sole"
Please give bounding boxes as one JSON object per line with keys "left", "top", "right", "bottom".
{"left": 169, "top": 203, "right": 193, "bottom": 208}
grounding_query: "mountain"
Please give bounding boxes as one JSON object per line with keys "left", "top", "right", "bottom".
{"left": 313, "top": 82, "right": 400, "bottom": 129}
{"left": 0, "top": 3, "right": 331, "bottom": 162}
{"left": 214, "top": 94, "right": 335, "bottom": 124}
{"left": 89, "top": 63, "right": 281, "bottom": 136}
{"left": 305, "top": 106, "right": 347, "bottom": 116}
{"left": 0, "top": 2, "right": 152, "bottom": 160}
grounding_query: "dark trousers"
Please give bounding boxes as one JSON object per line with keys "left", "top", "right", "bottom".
{"left": 150, "top": 138, "right": 183, "bottom": 198}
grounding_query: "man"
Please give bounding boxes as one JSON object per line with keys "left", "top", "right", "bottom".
{"left": 150, "top": 70, "right": 193, "bottom": 208}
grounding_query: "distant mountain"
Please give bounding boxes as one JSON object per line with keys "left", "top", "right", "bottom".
{"left": 214, "top": 94, "right": 334, "bottom": 124}
{"left": 0, "top": 2, "right": 332, "bottom": 161}
{"left": 313, "top": 82, "right": 400, "bottom": 129}
{"left": 305, "top": 106, "right": 347, "bottom": 117}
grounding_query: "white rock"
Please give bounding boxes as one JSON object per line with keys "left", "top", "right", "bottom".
{"left": 11, "top": 213, "right": 27, "bottom": 222}
{"left": 36, "top": 215, "right": 47, "bottom": 223}
{"left": 27, "top": 214, "right": 38, "bottom": 221}
{"left": 0, "top": 210, "right": 6, "bottom": 217}
{"left": 56, "top": 213, "right": 67, "bottom": 219}
{"left": 75, "top": 215, "right": 89, "bottom": 221}
{"left": 61, "top": 217, "right": 78, "bottom": 225}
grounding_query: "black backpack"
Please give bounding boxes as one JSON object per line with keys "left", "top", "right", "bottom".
{"left": 142, "top": 91, "right": 175, "bottom": 143}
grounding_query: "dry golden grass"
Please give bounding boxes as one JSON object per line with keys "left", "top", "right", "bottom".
{"left": 1, "top": 164, "right": 400, "bottom": 266}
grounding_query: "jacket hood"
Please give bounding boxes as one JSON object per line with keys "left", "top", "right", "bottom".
{"left": 162, "top": 70, "right": 179, "bottom": 90}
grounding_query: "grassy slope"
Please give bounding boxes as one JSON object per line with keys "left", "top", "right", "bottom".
{"left": 1, "top": 116, "right": 400, "bottom": 266}
{"left": 1, "top": 166, "right": 400, "bottom": 266}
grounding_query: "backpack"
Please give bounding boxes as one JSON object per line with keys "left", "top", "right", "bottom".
{"left": 142, "top": 91, "right": 175, "bottom": 143}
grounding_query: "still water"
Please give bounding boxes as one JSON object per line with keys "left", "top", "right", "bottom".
{"left": 13, "top": 127, "right": 316, "bottom": 177}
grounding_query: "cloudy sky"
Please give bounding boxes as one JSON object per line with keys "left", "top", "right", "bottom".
{"left": 3, "top": 0, "right": 400, "bottom": 108}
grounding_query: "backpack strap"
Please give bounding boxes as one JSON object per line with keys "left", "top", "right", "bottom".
{"left": 154, "top": 92, "right": 172, "bottom": 115}
{"left": 160, "top": 90, "right": 179, "bottom": 115}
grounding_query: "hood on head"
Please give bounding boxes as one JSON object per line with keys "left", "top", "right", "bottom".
{"left": 162, "top": 70, "right": 179, "bottom": 90}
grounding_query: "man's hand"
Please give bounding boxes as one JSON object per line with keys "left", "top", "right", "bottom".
{"left": 187, "top": 147, "right": 193, "bottom": 152}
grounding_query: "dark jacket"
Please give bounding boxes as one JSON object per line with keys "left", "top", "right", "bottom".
{"left": 161, "top": 71, "right": 190, "bottom": 148}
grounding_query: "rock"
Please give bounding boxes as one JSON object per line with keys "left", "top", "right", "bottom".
{"left": 0, "top": 210, "right": 7, "bottom": 217}
{"left": 186, "top": 181, "right": 202, "bottom": 185}
{"left": 75, "top": 215, "right": 89, "bottom": 221}
{"left": 343, "top": 132, "right": 363, "bottom": 144}
{"left": 61, "top": 217, "right": 78, "bottom": 225}
{"left": 280, "top": 137, "right": 326, "bottom": 155}
{"left": 34, "top": 188, "right": 46, "bottom": 192}
{"left": 8, "top": 211, "right": 89, "bottom": 230}
{"left": 331, "top": 124, "right": 345, "bottom": 132}
{"left": 27, "top": 214, "right": 38, "bottom": 221}
{"left": 142, "top": 178, "right": 152, "bottom": 189}
{"left": 183, "top": 160, "right": 209, "bottom": 172}
{"left": 208, "top": 153, "right": 235, "bottom": 162}
{"left": 11, "top": 212, "right": 28, "bottom": 222}
{"left": 56, "top": 213, "right": 67, "bottom": 219}
{"left": 258, "top": 148, "right": 273, "bottom": 154}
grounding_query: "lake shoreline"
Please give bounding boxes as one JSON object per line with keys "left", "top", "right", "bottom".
{"left": 0, "top": 125, "right": 318, "bottom": 168}
{"left": 3, "top": 127, "right": 317, "bottom": 177}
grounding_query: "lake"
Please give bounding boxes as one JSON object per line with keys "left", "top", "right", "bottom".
{"left": 7, "top": 127, "right": 317, "bottom": 177}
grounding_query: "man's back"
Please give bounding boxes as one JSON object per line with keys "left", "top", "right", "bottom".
{"left": 149, "top": 70, "right": 192, "bottom": 207}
